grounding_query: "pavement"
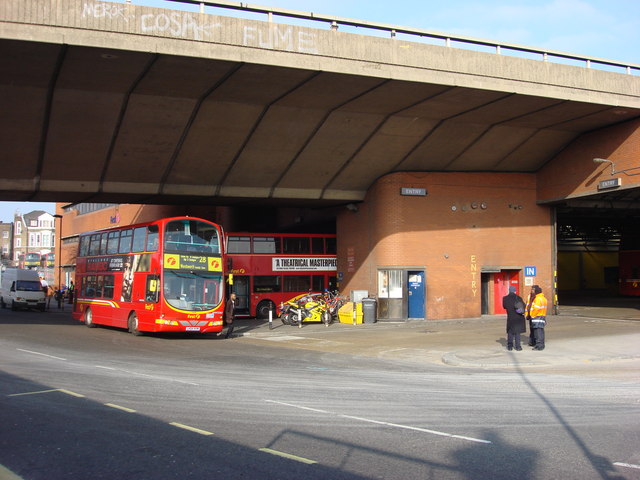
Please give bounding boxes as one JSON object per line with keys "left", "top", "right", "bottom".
{"left": 228, "top": 299, "right": 640, "bottom": 372}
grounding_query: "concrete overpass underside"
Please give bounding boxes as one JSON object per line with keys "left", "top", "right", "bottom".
{"left": 1, "top": 0, "right": 639, "bottom": 208}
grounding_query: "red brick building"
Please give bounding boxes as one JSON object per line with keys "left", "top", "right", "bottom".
{"left": 56, "top": 118, "right": 640, "bottom": 320}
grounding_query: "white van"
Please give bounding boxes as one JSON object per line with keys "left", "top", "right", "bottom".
{"left": 0, "top": 268, "right": 46, "bottom": 311}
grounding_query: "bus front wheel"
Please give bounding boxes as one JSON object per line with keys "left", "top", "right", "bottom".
{"left": 256, "top": 300, "right": 275, "bottom": 319}
{"left": 84, "top": 308, "right": 96, "bottom": 328}
{"left": 128, "top": 312, "right": 143, "bottom": 336}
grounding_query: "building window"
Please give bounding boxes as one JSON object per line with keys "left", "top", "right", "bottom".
{"left": 377, "top": 269, "right": 404, "bottom": 320}
{"left": 2, "top": 231, "right": 8, "bottom": 239}
{"left": 15, "top": 222, "right": 21, "bottom": 235}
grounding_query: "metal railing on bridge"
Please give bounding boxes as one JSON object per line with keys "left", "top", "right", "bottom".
{"left": 149, "top": 0, "right": 640, "bottom": 76}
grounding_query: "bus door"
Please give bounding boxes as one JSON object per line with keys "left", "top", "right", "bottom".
{"left": 231, "top": 276, "right": 250, "bottom": 316}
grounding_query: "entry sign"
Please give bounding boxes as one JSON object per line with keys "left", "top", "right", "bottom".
{"left": 400, "top": 187, "right": 427, "bottom": 196}
{"left": 524, "top": 266, "right": 536, "bottom": 277}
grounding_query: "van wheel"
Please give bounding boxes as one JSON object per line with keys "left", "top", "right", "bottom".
{"left": 128, "top": 312, "right": 143, "bottom": 336}
{"left": 0, "top": 297, "right": 5, "bottom": 309}
{"left": 11, "top": 301, "right": 17, "bottom": 311}
{"left": 84, "top": 308, "right": 96, "bottom": 328}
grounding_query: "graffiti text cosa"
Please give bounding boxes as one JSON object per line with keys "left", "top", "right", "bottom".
{"left": 140, "top": 12, "right": 218, "bottom": 40}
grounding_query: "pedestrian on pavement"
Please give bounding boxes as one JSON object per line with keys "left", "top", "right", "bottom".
{"left": 224, "top": 292, "right": 237, "bottom": 339}
{"left": 55, "top": 287, "right": 63, "bottom": 310}
{"left": 67, "top": 280, "right": 75, "bottom": 304}
{"left": 524, "top": 285, "right": 537, "bottom": 347}
{"left": 502, "top": 285, "right": 526, "bottom": 351}
{"left": 529, "top": 285, "right": 548, "bottom": 350}
{"left": 46, "top": 285, "right": 54, "bottom": 310}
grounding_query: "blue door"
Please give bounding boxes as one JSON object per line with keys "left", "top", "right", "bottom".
{"left": 408, "top": 271, "right": 425, "bottom": 319}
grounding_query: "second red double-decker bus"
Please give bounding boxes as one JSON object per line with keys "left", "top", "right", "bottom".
{"left": 72, "top": 217, "right": 225, "bottom": 335}
{"left": 19, "top": 253, "right": 41, "bottom": 269}
{"left": 226, "top": 232, "right": 337, "bottom": 318}
{"left": 619, "top": 225, "right": 640, "bottom": 296}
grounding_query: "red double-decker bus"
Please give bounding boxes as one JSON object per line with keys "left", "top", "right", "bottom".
{"left": 18, "top": 253, "right": 41, "bottom": 269}
{"left": 72, "top": 217, "right": 225, "bottom": 335}
{"left": 226, "top": 232, "right": 337, "bottom": 318}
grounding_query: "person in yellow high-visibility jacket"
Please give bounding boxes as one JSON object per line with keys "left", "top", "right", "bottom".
{"left": 528, "top": 285, "right": 548, "bottom": 350}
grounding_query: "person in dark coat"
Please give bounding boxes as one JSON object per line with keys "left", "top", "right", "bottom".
{"left": 502, "top": 285, "right": 526, "bottom": 351}
{"left": 224, "top": 293, "right": 236, "bottom": 339}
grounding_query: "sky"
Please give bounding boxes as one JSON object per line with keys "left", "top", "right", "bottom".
{"left": 1, "top": 0, "right": 637, "bottom": 223}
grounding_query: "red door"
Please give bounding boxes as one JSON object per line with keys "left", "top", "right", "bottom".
{"left": 493, "top": 270, "right": 520, "bottom": 314}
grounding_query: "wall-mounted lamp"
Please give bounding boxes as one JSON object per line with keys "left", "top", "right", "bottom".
{"left": 593, "top": 157, "right": 616, "bottom": 175}
{"left": 593, "top": 157, "right": 640, "bottom": 176}
{"left": 345, "top": 203, "right": 358, "bottom": 212}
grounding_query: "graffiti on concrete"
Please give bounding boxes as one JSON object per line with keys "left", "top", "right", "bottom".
{"left": 242, "top": 26, "right": 318, "bottom": 54}
{"left": 81, "top": 1, "right": 318, "bottom": 52}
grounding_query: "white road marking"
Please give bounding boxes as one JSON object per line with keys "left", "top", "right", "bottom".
{"left": 95, "top": 365, "right": 199, "bottom": 386}
{"left": 614, "top": 462, "right": 640, "bottom": 470}
{"left": 265, "top": 399, "right": 491, "bottom": 444}
{"left": 340, "top": 414, "right": 491, "bottom": 444}
{"left": 265, "top": 399, "right": 331, "bottom": 414}
{"left": 17, "top": 348, "right": 66, "bottom": 361}
{"left": 259, "top": 335, "right": 307, "bottom": 341}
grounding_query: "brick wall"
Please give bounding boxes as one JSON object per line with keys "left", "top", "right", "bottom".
{"left": 538, "top": 118, "right": 640, "bottom": 201}
{"left": 337, "top": 171, "right": 553, "bottom": 320}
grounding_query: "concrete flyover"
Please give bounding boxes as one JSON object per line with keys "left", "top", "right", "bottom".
{"left": 1, "top": 0, "right": 639, "bottom": 207}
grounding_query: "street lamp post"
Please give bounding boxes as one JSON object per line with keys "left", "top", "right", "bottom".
{"left": 53, "top": 214, "right": 62, "bottom": 288}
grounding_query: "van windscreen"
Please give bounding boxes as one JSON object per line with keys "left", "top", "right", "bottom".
{"left": 17, "top": 281, "right": 42, "bottom": 292}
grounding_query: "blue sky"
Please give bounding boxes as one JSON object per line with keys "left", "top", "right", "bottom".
{"left": 1, "top": 0, "right": 637, "bottom": 223}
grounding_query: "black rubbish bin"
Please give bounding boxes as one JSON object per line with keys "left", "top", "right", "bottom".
{"left": 361, "top": 298, "right": 377, "bottom": 323}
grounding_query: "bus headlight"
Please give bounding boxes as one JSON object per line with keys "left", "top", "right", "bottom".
{"left": 155, "top": 319, "right": 179, "bottom": 326}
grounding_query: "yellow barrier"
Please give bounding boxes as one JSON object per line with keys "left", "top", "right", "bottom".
{"left": 338, "top": 302, "right": 363, "bottom": 324}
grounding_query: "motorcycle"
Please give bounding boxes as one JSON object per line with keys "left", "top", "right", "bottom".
{"left": 279, "top": 290, "right": 344, "bottom": 327}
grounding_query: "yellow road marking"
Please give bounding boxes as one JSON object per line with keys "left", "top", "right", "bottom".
{"left": 7, "top": 388, "right": 84, "bottom": 398}
{"left": 105, "top": 403, "right": 136, "bottom": 413}
{"left": 169, "top": 422, "right": 214, "bottom": 436}
{"left": 259, "top": 448, "right": 317, "bottom": 464}
{"left": 57, "top": 389, "right": 84, "bottom": 397}
{"left": 0, "top": 464, "right": 23, "bottom": 479}
{"left": 7, "top": 389, "right": 59, "bottom": 397}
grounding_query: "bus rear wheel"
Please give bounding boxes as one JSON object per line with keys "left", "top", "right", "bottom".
{"left": 256, "top": 300, "right": 275, "bottom": 319}
{"left": 84, "top": 308, "right": 96, "bottom": 328}
{"left": 128, "top": 312, "right": 143, "bottom": 336}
